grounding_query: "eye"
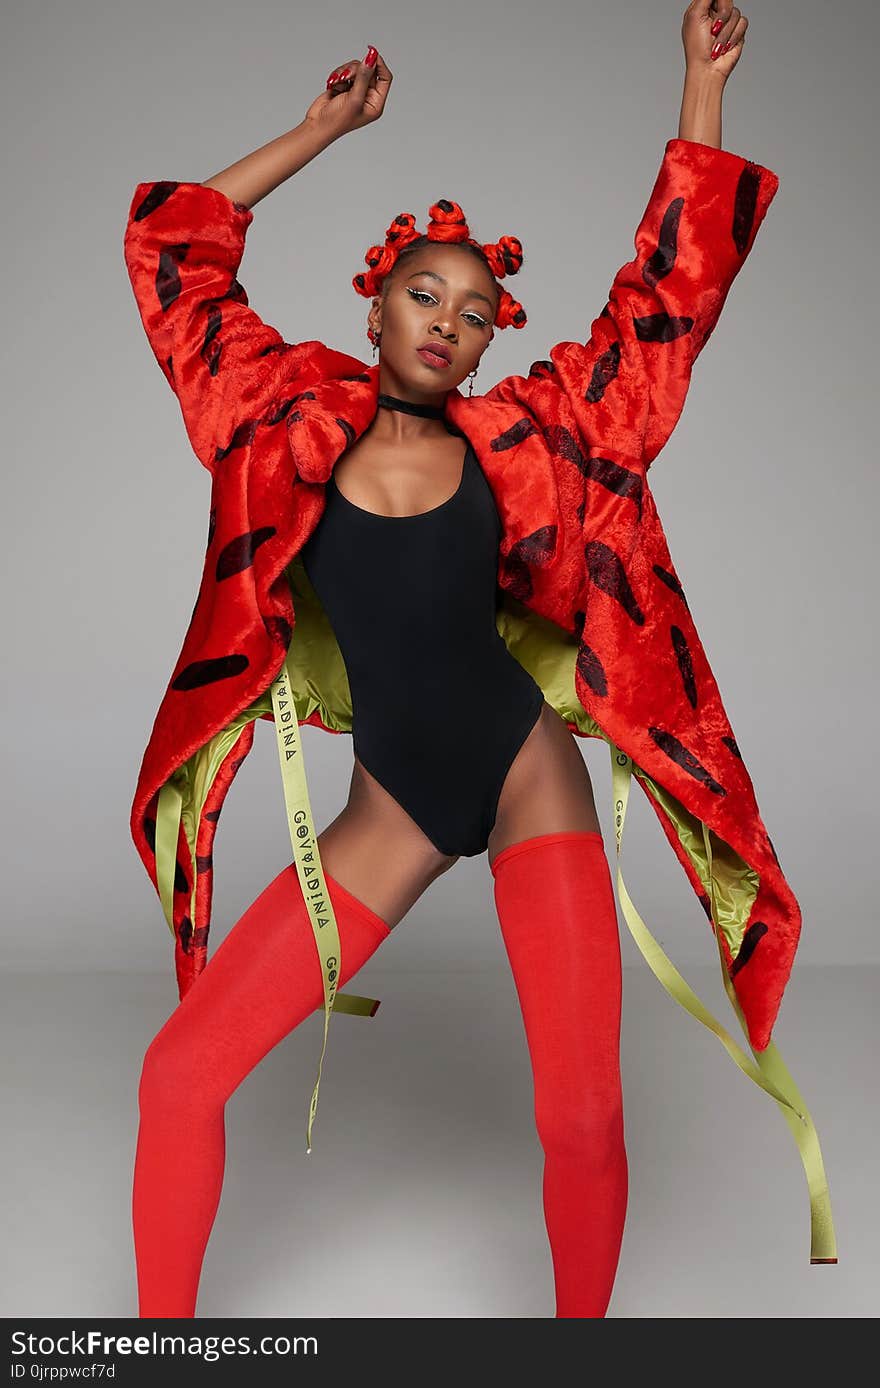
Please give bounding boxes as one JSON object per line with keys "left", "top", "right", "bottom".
{"left": 406, "top": 286, "right": 489, "bottom": 328}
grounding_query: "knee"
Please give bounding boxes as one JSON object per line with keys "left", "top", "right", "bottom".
{"left": 534, "top": 1083, "right": 626, "bottom": 1166}
{"left": 138, "top": 1028, "right": 221, "bottom": 1120}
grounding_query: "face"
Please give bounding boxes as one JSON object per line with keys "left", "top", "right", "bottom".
{"left": 368, "top": 243, "right": 497, "bottom": 401}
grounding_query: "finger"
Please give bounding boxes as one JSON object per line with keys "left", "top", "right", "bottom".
{"left": 371, "top": 51, "right": 393, "bottom": 82}
{"left": 716, "top": 5, "right": 741, "bottom": 45}
{"left": 350, "top": 56, "right": 377, "bottom": 97}
{"left": 717, "top": 13, "right": 747, "bottom": 56}
{"left": 326, "top": 58, "right": 359, "bottom": 89}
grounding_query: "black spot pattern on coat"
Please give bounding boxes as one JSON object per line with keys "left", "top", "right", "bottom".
{"left": 196, "top": 854, "right": 213, "bottom": 874}
{"left": 572, "top": 609, "right": 587, "bottom": 640}
{"left": 200, "top": 304, "right": 223, "bottom": 377}
{"left": 143, "top": 816, "right": 157, "bottom": 855}
{"left": 179, "top": 916, "right": 193, "bottom": 953}
{"left": 207, "top": 507, "right": 216, "bottom": 549}
{"left": 585, "top": 455, "right": 644, "bottom": 518}
{"left": 642, "top": 197, "right": 682, "bottom": 289}
{"left": 216, "top": 527, "right": 277, "bottom": 580}
{"left": 205, "top": 809, "right": 221, "bottom": 823}
{"left": 576, "top": 498, "right": 586, "bottom": 526}
{"left": 671, "top": 624, "right": 697, "bottom": 708}
{"left": 576, "top": 641, "right": 608, "bottom": 697}
{"left": 585, "top": 540, "right": 645, "bottom": 624}
{"left": 491, "top": 418, "right": 539, "bottom": 451}
{"left": 262, "top": 614, "right": 293, "bottom": 648}
{"left": 730, "top": 920, "right": 768, "bottom": 977}
{"left": 528, "top": 359, "right": 556, "bottom": 377}
{"left": 229, "top": 753, "right": 248, "bottom": 774}
{"left": 214, "top": 416, "right": 261, "bottom": 463}
{"left": 172, "top": 654, "right": 250, "bottom": 691}
{"left": 156, "top": 243, "right": 188, "bottom": 311}
{"left": 698, "top": 891, "right": 713, "bottom": 920}
{"left": 166, "top": 354, "right": 174, "bottom": 383}
{"left": 336, "top": 417, "right": 356, "bottom": 447}
{"left": 271, "top": 390, "right": 318, "bottom": 423}
{"left": 733, "top": 166, "right": 762, "bottom": 255}
{"left": 133, "top": 181, "right": 179, "bottom": 221}
{"left": 633, "top": 311, "right": 694, "bottom": 345}
{"left": 721, "top": 735, "right": 742, "bottom": 760}
{"left": 501, "top": 526, "right": 557, "bottom": 601}
{"left": 210, "top": 390, "right": 322, "bottom": 463}
{"left": 259, "top": 341, "right": 287, "bottom": 357}
{"left": 653, "top": 563, "right": 690, "bottom": 614}
{"left": 174, "top": 858, "right": 189, "bottom": 894}
{"left": 222, "top": 275, "right": 248, "bottom": 307}
{"left": 584, "top": 339, "right": 621, "bottom": 404}
{"left": 192, "top": 926, "right": 209, "bottom": 950}
{"left": 545, "top": 423, "right": 588, "bottom": 473}
{"left": 648, "top": 727, "right": 727, "bottom": 795}
{"left": 339, "top": 372, "right": 372, "bottom": 382}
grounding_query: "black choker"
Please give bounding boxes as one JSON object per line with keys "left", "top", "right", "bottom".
{"left": 377, "top": 392, "right": 446, "bottom": 420}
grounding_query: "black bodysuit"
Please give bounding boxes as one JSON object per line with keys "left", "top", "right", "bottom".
{"left": 299, "top": 432, "right": 545, "bottom": 858}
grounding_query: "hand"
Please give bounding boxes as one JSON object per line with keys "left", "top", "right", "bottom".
{"left": 304, "top": 47, "right": 393, "bottom": 140}
{"left": 681, "top": 2, "right": 748, "bottom": 80}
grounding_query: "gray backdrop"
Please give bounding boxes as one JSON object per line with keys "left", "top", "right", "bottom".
{"left": 3, "top": 0, "right": 876, "bottom": 1319}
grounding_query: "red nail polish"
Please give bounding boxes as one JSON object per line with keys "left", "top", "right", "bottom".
{"left": 721, "top": 41, "right": 731, "bottom": 53}
{"left": 365, "top": 46, "right": 378, "bottom": 66}
{"left": 710, "top": 42, "right": 720, "bottom": 59}
{"left": 711, "top": 19, "right": 722, "bottom": 35}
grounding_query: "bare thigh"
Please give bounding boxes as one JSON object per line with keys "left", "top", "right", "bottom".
{"left": 487, "top": 701, "right": 601, "bottom": 870}
{"left": 315, "top": 757, "right": 460, "bottom": 928}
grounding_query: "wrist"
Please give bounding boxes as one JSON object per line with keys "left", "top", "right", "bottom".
{"left": 684, "top": 65, "right": 727, "bottom": 93}
{"left": 300, "top": 115, "right": 342, "bottom": 149}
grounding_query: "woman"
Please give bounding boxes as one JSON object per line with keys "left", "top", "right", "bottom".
{"left": 124, "top": 5, "right": 836, "bottom": 1320}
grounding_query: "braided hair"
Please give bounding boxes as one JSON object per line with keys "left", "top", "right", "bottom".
{"left": 353, "top": 197, "right": 527, "bottom": 344}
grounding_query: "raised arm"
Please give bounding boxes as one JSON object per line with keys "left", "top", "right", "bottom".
{"left": 522, "top": 5, "right": 779, "bottom": 469}
{"left": 122, "top": 48, "right": 393, "bottom": 474}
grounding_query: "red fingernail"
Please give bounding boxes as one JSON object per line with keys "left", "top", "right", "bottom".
{"left": 365, "top": 46, "right": 377, "bottom": 66}
{"left": 711, "top": 19, "right": 723, "bottom": 36}
{"left": 711, "top": 42, "right": 721, "bottom": 59}
{"left": 339, "top": 68, "right": 351, "bottom": 80}
{"left": 721, "top": 41, "right": 731, "bottom": 53}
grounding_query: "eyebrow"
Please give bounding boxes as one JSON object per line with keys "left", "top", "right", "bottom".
{"left": 406, "top": 268, "right": 495, "bottom": 312}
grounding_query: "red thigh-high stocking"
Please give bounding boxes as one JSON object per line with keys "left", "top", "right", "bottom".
{"left": 132, "top": 866, "right": 391, "bottom": 1318}
{"left": 490, "top": 830, "right": 628, "bottom": 1318}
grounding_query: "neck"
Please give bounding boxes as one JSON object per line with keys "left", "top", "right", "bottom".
{"left": 377, "top": 391, "right": 447, "bottom": 420}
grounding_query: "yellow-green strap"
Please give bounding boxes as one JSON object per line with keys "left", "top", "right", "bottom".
{"left": 609, "top": 743, "right": 838, "bottom": 1264}
{"left": 699, "top": 813, "right": 838, "bottom": 1264}
{"left": 270, "top": 653, "right": 381, "bottom": 1154}
{"left": 154, "top": 684, "right": 380, "bottom": 1156}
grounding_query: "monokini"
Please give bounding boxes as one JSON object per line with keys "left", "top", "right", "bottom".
{"left": 298, "top": 424, "right": 545, "bottom": 858}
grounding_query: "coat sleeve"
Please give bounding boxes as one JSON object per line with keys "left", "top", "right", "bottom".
{"left": 532, "top": 138, "right": 780, "bottom": 469}
{"left": 123, "top": 180, "right": 327, "bottom": 474}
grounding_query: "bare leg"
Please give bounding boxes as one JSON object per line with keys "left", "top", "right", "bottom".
{"left": 487, "top": 703, "right": 601, "bottom": 868}
{"left": 316, "top": 753, "right": 460, "bottom": 925}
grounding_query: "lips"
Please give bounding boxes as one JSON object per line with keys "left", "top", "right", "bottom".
{"left": 417, "top": 342, "right": 452, "bottom": 365}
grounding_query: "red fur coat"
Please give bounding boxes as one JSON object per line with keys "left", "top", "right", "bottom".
{"left": 123, "top": 137, "right": 790, "bottom": 1051}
